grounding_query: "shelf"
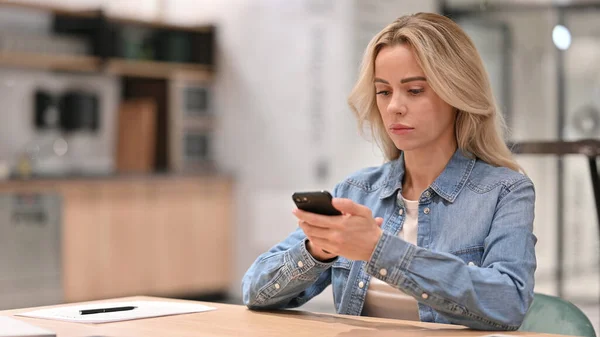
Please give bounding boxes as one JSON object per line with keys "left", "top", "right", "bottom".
{"left": 0, "top": 0, "right": 97, "bottom": 18}
{"left": 105, "top": 58, "right": 214, "bottom": 81}
{"left": 0, "top": 52, "right": 100, "bottom": 72}
{"left": 0, "top": 0, "right": 212, "bottom": 33}
{"left": 0, "top": 2, "right": 215, "bottom": 79}
{"left": 0, "top": 52, "right": 214, "bottom": 80}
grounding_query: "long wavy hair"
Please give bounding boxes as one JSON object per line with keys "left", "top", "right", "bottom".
{"left": 348, "top": 12, "right": 521, "bottom": 172}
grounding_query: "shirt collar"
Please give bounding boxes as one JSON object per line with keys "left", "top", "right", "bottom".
{"left": 379, "top": 149, "right": 476, "bottom": 203}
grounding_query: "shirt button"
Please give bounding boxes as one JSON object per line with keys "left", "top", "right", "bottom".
{"left": 358, "top": 281, "right": 365, "bottom": 289}
{"left": 274, "top": 283, "right": 280, "bottom": 290}
{"left": 421, "top": 293, "right": 429, "bottom": 299}
{"left": 423, "top": 207, "right": 430, "bottom": 214}
{"left": 468, "top": 262, "right": 475, "bottom": 266}
{"left": 379, "top": 268, "right": 388, "bottom": 276}
{"left": 424, "top": 191, "right": 431, "bottom": 197}
{"left": 399, "top": 209, "right": 404, "bottom": 215}
{"left": 297, "top": 261, "right": 304, "bottom": 268}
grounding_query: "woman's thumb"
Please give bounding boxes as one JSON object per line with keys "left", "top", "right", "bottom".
{"left": 375, "top": 217, "right": 384, "bottom": 227}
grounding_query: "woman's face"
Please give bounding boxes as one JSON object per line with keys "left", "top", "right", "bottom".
{"left": 374, "top": 44, "right": 456, "bottom": 152}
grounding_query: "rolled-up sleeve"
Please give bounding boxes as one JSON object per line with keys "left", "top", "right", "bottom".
{"left": 242, "top": 185, "right": 344, "bottom": 310}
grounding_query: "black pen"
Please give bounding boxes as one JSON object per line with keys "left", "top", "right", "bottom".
{"left": 80, "top": 306, "right": 137, "bottom": 315}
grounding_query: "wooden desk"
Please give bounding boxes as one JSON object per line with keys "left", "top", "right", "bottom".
{"left": 0, "top": 296, "right": 575, "bottom": 337}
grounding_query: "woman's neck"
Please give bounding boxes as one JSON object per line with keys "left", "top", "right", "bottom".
{"left": 402, "top": 141, "right": 457, "bottom": 200}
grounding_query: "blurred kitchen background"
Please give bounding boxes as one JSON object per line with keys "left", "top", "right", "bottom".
{"left": 0, "top": 0, "right": 597, "bottom": 333}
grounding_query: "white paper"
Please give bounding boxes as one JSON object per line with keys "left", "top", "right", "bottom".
{"left": 15, "top": 301, "right": 216, "bottom": 324}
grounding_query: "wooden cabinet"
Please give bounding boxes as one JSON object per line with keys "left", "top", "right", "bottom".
{"left": 0, "top": 175, "right": 232, "bottom": 303}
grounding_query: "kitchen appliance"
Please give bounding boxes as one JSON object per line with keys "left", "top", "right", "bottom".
{"left": 59, "top": 90, "right": 99, "bottom": 133}
{"left": 168, "top": 78, "right": 214, "bottom": 172}
{"left": 0, "top": 68, "right": 120, "bottom": 177}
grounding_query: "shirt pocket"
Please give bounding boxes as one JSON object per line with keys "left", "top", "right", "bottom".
{"left": 451, "top": 246, "right": 484, "bottom": 267}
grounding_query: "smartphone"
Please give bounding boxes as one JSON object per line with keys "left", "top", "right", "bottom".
{"left": 292, "top": 191, "right": 341, "bottom": 254}
{"left": 292, "top": 191, "right": 342, "bottom": 216}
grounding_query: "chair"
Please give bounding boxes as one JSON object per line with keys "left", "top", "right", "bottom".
{"left": 519, "top": 293, "right": 597, "bottom": 337}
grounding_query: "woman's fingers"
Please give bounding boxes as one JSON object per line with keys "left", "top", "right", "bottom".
{"left": 293, "top": 208, "right": 340, "bottom": 228}
{"left": 298, "top": 220, "right": 331, "bottom": 239}
{"left": 308, "top": 237, "right": 335, "bottom": 254}
{"left": 332, "top": 198, "right": 373, "bottom": 218}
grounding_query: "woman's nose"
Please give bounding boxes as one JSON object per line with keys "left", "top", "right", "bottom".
{"left": 387, "top": 93, "right": 407, "bottom": 115}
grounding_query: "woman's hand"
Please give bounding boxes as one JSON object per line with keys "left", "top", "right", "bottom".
{"left": 305, "top": 239, "right": 337, "bottom": 261}
{"left": 293, "top": 198, "right": 384, "bottom": 261}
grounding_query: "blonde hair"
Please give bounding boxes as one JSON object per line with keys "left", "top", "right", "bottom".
{"left": 348, "top": 12, "right": 522, "bottom": 172}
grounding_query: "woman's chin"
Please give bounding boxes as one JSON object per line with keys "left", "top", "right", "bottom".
{"left": 392, "top": 141, "right": 422, "bottom": 152}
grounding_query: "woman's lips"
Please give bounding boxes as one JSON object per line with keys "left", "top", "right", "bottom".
{"left": 390, "top": 124, "right": 414, "bottom": 135}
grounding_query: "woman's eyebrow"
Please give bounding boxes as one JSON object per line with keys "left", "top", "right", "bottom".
{"left": 373, "top": 76, "right": 427, "bottom": 84}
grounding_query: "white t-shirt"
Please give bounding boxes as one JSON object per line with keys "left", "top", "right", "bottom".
{"left": 362, "top": 195, "right": 420, "bottom": 321}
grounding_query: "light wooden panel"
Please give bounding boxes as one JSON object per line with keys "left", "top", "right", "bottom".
{"left": 116, "top": 99, "right": 157, "bottom": 173}
{"left": 105, "top": 59, "right": 213, "bottom": 80}
{"left": 0, "top": 52, "right": 100, "bottom": 72}
{"left": 0, "top": 176, "right": 233, "bottom": 302}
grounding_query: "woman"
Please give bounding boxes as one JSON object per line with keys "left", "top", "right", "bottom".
{"left": 242, "top": 12, "right": 536, "bottom": 331}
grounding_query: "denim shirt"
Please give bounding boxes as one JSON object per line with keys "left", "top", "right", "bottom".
{"left": 242, "top": 149, "right": 537, "bottom": 331}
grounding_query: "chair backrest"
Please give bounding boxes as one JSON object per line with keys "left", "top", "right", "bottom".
{"left": 519, "top": 293, "right": 597, "bottom": 337}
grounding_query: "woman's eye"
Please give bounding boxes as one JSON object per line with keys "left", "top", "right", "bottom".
{"left": 376, "top": 90, "right": 391, "bottom": 96}
{"left": 408, "top": 89, "right": 424, "bottom": 95}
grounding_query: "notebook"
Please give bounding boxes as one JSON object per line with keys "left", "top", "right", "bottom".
{"left": 0, "top": 316, "right": 55, "bottom": 337}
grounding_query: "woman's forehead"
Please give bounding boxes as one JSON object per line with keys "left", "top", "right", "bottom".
{"left": 375, "top": 45, "right": 425, "bottom": 79}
